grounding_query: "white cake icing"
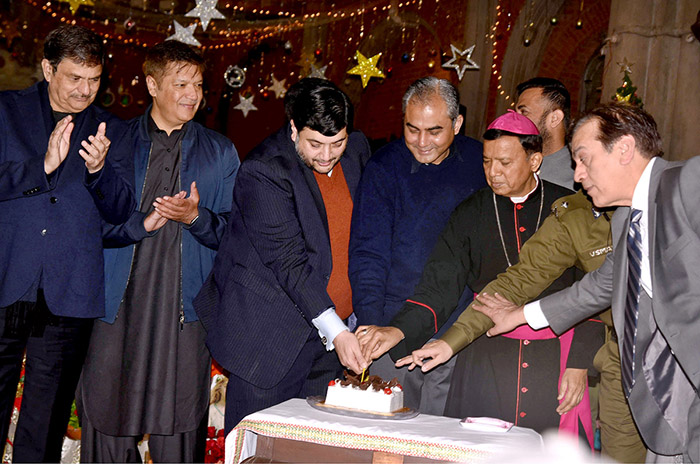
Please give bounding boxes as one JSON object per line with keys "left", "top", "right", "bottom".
{"left": 325, "top": 375, "right": 404, "bottom": 413}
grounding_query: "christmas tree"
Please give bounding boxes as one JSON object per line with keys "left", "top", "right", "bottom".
{"left": 613, "top": 58, "right": 643, "bottom": 107}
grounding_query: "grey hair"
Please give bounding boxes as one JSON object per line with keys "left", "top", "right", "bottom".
{"left": 402, "top": 77, "right": 460, "bottom": 122}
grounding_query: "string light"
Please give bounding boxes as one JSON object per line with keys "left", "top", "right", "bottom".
{"left": 25, "top": 0, "right": 422, "bottom": 49}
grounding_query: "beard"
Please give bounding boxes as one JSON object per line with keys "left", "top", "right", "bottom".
{"left": 537, "top": 112, "right": 552, "bottom": 150}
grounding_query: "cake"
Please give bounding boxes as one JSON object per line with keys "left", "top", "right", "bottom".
{"left": 324, "top": 371, "right": 404, "bottom": 413}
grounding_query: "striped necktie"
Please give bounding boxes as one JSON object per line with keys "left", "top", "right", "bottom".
{"left": 621, "top": 208, "right": 643, "bottom": 398}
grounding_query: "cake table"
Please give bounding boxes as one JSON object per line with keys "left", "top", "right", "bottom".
{"left": 227, "top": 398, "right": 543, "bottom": 463}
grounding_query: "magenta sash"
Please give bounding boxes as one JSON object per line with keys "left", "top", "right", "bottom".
{"left": 502, "top": 325, "right": 594, "bottom": 448}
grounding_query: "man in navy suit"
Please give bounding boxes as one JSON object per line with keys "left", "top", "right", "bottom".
{"left": 195, "top": 78, "right": 371, "bottom": 432}
{"left": 0, "top": 25, "right": 134, "bottom": 461}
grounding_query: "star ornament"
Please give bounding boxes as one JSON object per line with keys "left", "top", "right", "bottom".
{"left": 234, "top": 94, "right": 258, "bottom": 118}
{"left": 617, "top": 58, "right": 634, "bottom": 74}
{"left": 308, "top": 63, "right": 329, "bottom": 80}
{"left": 269, "top": 75, "right": 287, "bottom": 99}
{"left": 166, "top": 21, "right": 201, "bottom": 47}
{"left": 63, "top": 0, "right": 94, "bottom": 15}
{"left": 347, "top": 51, "right": 385, "bottom": 88}
{"left": 442, "top": 44, "right": 479, "bottom": 81}
{"left": 185, "top": 0, "right": 226, "bottom": 32}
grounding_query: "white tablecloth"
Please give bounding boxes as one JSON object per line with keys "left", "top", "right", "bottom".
{"left": 226, "top": 398, "right": 543, "bottom": 463}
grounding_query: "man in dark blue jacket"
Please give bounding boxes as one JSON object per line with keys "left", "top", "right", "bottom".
{"left": 195, "top": 78, "right": 371, "bottom": 432}
{"left": 351, "top": 77, "right": 485, "bottom": 414}
{"left": 0, "top": 25, "right": 135, "bottom": 462}
{"left": 77, "top": 41, "right": 239, "bottom": 462}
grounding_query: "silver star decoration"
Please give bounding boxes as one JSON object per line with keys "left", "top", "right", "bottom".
{"left": 166, "top": 20, "right": 201, "bottom": 47}
{"left": 269, "top": 74, "right": 287, "bottom": 99}
{"left": 617, "top": 58, "right": 634, "bottom": 74}
{"left": 185, "top": 0, "right": 226, "bottom": 31}
{"left": 442, "top": 44, "right": 479, "bottom": 81}
{"left": 234, "top": 93, "right": 258, "bottom": 118}
{"left": 308, "top": 63, "right": 328, "bottom": 80}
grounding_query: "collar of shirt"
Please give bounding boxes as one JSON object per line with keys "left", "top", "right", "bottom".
{"left": 630, "top": 156, "right": 657, "bottom": 297}
{"left": 510, "top": 174, "right": 540, "bottom": 204}
{"left": 409, "top": 139, "right": 459, "bottom": 174}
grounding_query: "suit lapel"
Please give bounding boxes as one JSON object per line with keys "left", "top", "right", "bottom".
{"left": 298, "top": 156, "right": 329, "bottom": 233}
{"left": 646, "top": 158, "right": 666, "bottom": 293}
{"left": 18, "top": 82, "right": 53, "bottom": 157}
{"left": 339, "top": 142, "right": 361, "bottom": 199}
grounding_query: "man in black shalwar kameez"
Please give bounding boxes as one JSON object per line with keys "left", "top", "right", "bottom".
{"left": 77, "top": 41, "right": 239, "bottom": 462}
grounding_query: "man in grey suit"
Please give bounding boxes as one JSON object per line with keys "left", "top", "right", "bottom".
{"left": 470, "top": 103, "right": 700, "bottom": 462}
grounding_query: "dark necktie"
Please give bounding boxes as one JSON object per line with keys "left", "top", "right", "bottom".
{"left": 621, "top": 208, "right": 643, "bottom": 398}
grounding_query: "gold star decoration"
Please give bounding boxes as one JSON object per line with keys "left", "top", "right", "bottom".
{"left": 269, "top": 75, "right": 287, "bottom": 99}
{"left": 347, "top": 51, "right": 385, "bottom": 88}
{"left": 617, "top": 58, "right": 634, "bottom": 74}
{"left": 442, "top": 44, "right": 479, "bottom": 81}
{"left": 62, "top": 0, "right": 94, "bottom": 15}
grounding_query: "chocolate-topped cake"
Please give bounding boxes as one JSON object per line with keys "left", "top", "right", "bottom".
{"left": 324, "top": 370, "right": 404, "bottom": 413}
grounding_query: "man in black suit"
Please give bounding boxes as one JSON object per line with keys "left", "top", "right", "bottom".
{"left": 0, "top": 25, "right": 134, "bottom": 461}
{"left": 195, "top": 78, "right": 371, "bottom": 432}
{"left": 474, "top": 103, "right": 700, "bottom": 462}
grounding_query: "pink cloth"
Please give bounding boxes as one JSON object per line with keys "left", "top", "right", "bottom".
{"left": 502, "top": 325, "right": 594, "bottom": 448}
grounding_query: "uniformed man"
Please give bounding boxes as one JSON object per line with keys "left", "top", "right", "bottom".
{"left": 413, "top": 190, "right": 645, "bottom": 462}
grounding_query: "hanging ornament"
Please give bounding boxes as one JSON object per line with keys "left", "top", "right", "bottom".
{"left": 269, "top": 74, "right": 287, "bottom": 99}
{"left": 185, "top": 0, "right": 226, "bottom": 32}
{"left": 347, "top": 51, "right": 385, "bottom": 88}
{"left": 576, "top": 0, "right": 584, "bottom": 30}
{"left": 441, "top": 44, "right": 479, "bottom": 81}
{"left": 166, "top": 21, "right": 201, "bottom": 47}
{"left": 314, "top": 48, "right": 323, "bottom": 59}
{"left": 427, "top": 60, "right": 435, "bottom": 71}
{"left": 224, "top": 65, "right": 245, "bottom": 88}
{"left": 550, "top": 16, "right": 558, "bottom": 25}
{"left": 118, "top": 82, "right": 133, "bottom": 107}
{"left": 261, "top": 90, "right": 270, "bottom": 100}
{"left": 62, "top": 0, "right": 95, "bottom": 15}
{"left": 308, "top": 63, "right": 328, "bottom": 80}
{"left": 100, "top": 88, "right": 115, "bottom": 107}
{"left": 124, "top": 17, "right": 136, "bottom": 32}
{"left": 401, "top": 53, "right": 410, "bottom": 63}
{"left": 234, "top": 93, "right": 258, "bottom": 117}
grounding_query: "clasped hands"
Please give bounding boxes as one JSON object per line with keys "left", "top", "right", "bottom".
{"left": 144, "top": 181, "right": 201, "bottom": 232}
{"left": 45, "top": 117, "right": 112, "bottom": 175}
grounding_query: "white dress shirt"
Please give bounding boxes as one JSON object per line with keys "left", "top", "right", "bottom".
{"left": 524, "top": 158, "right": 657, "bottom": 329}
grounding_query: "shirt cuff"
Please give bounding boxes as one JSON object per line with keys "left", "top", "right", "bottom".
{"left": 523, "top": 301, "right": 549, "bottom": 330}
{"left": 311, "top": 307, "right": 349, "bottom": 351}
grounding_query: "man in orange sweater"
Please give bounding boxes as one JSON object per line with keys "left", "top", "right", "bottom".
{"left": 195, "top": 79, "right": 372, "bottom": 431}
